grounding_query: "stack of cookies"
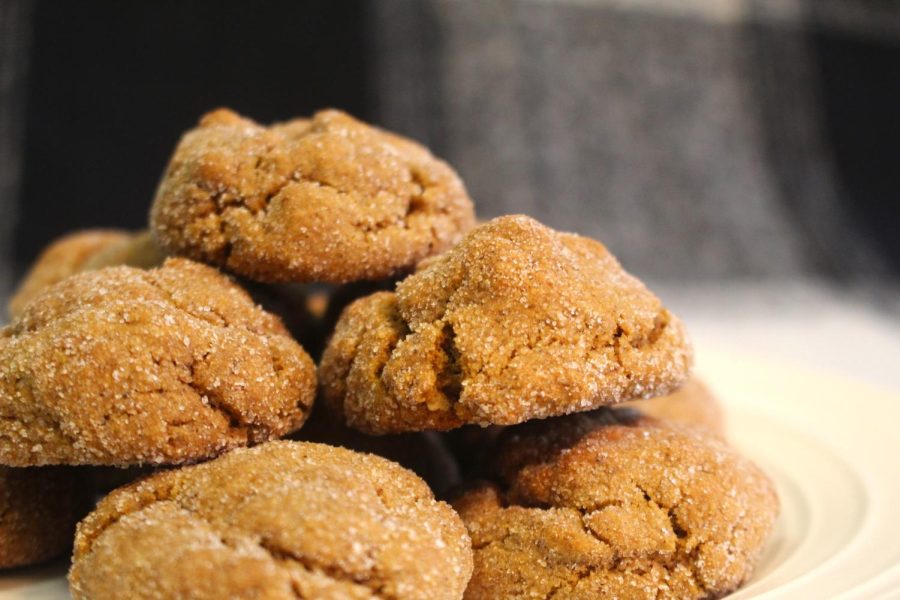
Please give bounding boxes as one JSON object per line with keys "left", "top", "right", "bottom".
{"left": 0, "top": 108, "right": 778, "bottom": 599}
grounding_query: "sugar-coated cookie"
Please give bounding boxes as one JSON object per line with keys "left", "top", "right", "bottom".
{"left": 0, "top": 258, "right": 315, "bottom": 466}
{"left": 320, "top": 215, "right": 692, "bottom": 433}
{"left": 454, "top": 409, "right": 778, "bottom": 599}
{"left": 151, "top": 108, "right": 475, "bottom": 283}
{"left": 69, "top": 441, "right": 473, "bottom": 599}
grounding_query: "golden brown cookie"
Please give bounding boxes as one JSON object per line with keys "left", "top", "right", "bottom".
{"left": 69, "top": 441, "right": 473, "bottom": 600}
{"left": 621, "top": 377, "right": 725, "bottom": 436}
{"left": 0, "top": 258, "right": 316, "bottom": 467}
{"left": 8, "top": 230, "right": 131, "bottom": 319}
{"left": 293, "top": 405, "right": 461, "bottom": 496}
{"left": 454, "top": 409, "right": 778, "bottom": 600}
{"left": 0, "top": 466, "right": 79, "bottom": 568}
{"left": 150, "top": 108, "right": 476, "bottom": 283}
{"left": 320, "top": 215, "right": 692, "bottom": 433}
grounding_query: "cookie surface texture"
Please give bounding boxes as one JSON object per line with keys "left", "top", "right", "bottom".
{"left": 150, "top": 108, "right": 476, "bottom": 283}
{"left": 69, "top": 441, "right": 473, "bottom": 600}
{"left": 0, "top": 258, "right": 316, "bottom": 466}
{"left": 320, "top": 215, "right": 692, "bottom": 433}
{"left": 454, "top": 410, "right": 779, "bottom": 599}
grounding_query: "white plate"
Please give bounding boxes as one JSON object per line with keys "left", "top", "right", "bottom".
{"left": 1, "top": 346, "right": 898, "bottom": 599}
{"left": 698, "top": 348, "right": 900, "bottom": 600}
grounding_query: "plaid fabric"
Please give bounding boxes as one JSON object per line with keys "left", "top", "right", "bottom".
{"left": 1, "top": 0, "right": 898, "bottom": 308}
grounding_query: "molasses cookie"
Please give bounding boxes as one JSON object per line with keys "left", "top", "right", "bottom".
{"left": 69, "top": 441, "right": 473, "bottom": 600}
{"left": 0, "top": 466, "right": 79, "bottom": 568}
{"left": 454, "top": 409, "right": 778, "bottom": 599}
{"left": 320, "top": 215, "right": 692, "bottom": 433}
{"left": 150, "top": 108, "right": 475, "bottom": 283}
{"left": 0, "top": 258, "right": 315, "bottom": 466}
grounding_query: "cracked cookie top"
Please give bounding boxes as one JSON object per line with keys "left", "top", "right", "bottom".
{"left": 319, "top": 215, "right": 692, "bottom": 434}
{"left": 0, "top": 258, "right": 316, "bottom": 466}
{"left": 453, "top": 409, "right": 779, "bottom": 600}
{"left": 69, "top": 441, "right": 473, "bottom": 600}
{"left": 9, "top": 230, "right": 167, "bottom": 320}
{"left": 0, "top": 466, "right": 81, "bottom": 568}
{"left": 150, "top": 108, "right": 476, "bottom": 283}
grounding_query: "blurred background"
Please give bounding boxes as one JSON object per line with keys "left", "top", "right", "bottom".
{"left": 1, "top": 0, "right": 898, "bottom": 386}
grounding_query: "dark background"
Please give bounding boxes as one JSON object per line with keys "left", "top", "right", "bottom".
{"left": 18, "top": 0, "right": 370, "bottom": 265}
{"left": 3, "top": 0, "right": 899, "bottom": 290}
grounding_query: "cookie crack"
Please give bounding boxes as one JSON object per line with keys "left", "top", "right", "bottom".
{"left": 80, "top": 487, "right": 391, "bottom": 599}
{"left": 470, "top": 524, "right": 516, "bottom": 551}
{"left": 437, "top": 321, "right": 463, "bottom": 407}
{"left": 476, "top": 481, "right": 715, "bottom": 599}
{"left": 139, "top": 275, "right": 297, "bottom": 443}
{"left": 208, "top": 151, "right": 433, "bottom": 245}
{"left": 184, "top": 361, "right": 250, "bottom": 435}
{"left": 504, "top": 487, "right": 708, "bottom": 598}
{"left": 143, "top": 271, "right": 234, "bottom": 329}
{"left": 258, "top": 538, "right": 393, "bottom": 600}
{"left": 683, "top": 542, "right": 711, "bottom": 597}
{"left": 369, "top": 301, "right": 412, "bottom": 381}
{"left": 608, "top": 311, "right": 671, "bottom": 363}
{"left": 476, "top": 311, "right": 674, "bottom": 398}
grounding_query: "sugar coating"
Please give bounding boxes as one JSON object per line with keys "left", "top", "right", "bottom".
{"left": 454, "top": 410, "right": 779, "bottom": 599}
{"left": 0, "top": 466, "right": 80, "bottom": 568}
{"left": 0, "top": 258, "right": 316, "bottom": 466}
{"left": 69, "top": 441, "right": 473, "bottom": 600}
{"left": 150, "top": 108, "right": 476, "bottom": 283}
{"left": 320, "top": 215, "right": 693, "bottom": 434}
{"left": 8, "top": 230, "right": 132, "bottom": 319}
